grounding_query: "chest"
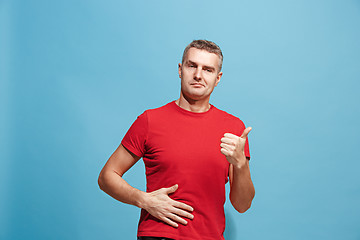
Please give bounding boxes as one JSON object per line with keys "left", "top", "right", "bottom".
{"left": 143, "top": 117, "right": 233, "bottom": 173}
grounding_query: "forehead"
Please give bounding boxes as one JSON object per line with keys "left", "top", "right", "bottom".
{"left": 184, "top": 48, "right": 220, "bottom": 68}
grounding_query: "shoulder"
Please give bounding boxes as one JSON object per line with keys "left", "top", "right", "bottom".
{"left": 211, "top": 106, "right": 247, "bottom": 134}
{"left": 212, "top": 105, "right": 245, "bottom": 123}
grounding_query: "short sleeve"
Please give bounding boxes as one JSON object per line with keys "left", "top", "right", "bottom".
{"left": 238, "top": 119, "right": 251, "bottom": 160}
{"left": 244, "top": 135, "right": 250, "bottom": 160}
{"left": 121, "top": 111, "right": 148, "bottom": 157}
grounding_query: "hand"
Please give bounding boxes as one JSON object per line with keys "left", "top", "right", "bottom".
{"left": 220, "top": 127, "right": 252, "bottom": 167}
{"left": 142, "top": 184, "right": 194, "bottom": 228}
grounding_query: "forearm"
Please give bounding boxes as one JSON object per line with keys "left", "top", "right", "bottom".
{"left": 229, "top": 160, "right": 255, "bottom": 213}
{"left": 98, "top": 169, "right": 146, "bottom": 208}
{"left": 98, "top": 169, "right": 194, "bottom": 228}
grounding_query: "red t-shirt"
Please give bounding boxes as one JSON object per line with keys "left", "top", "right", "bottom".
{"left": 121, "top": 101, "right": 250, "bottom": 240}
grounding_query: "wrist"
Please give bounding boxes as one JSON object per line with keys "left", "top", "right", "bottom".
{"left": 133, "top": 189, "right": 148, "bottom": 209}
{"left": 232, "top": 156, "right": 248, "bottom": 170}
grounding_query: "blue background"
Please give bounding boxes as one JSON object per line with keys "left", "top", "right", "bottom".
{"left": 1, "top": 0, "right": 360, "bottom": 239}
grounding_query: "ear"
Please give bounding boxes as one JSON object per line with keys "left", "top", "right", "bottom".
{"left": 215, "top": 72, "right": 222, "bottom": 86}
{"left": 178, "top": 63, "right": 182, "bottom": 78}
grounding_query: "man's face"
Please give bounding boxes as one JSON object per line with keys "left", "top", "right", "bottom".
{"left": 179, "top": 47, "right": 223, "bottom": 101}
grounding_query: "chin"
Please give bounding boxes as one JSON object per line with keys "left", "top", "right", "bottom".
{"left": 182, "top": 88, "right": 209, "bottom": 100}
{"left": 187, "top": 93, "right": 209, "bottom": 101}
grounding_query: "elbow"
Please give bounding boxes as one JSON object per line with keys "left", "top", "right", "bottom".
{"left": 230, "top": 191, "right": 255, "bottom": 213}
{"left": 98, "top": 170, "right": 106, "bottom": 191}
{"left": 98, "top": 168, "right": 123, "bottom": 192}
{"left": 233, "top": 201, "right": 252, "bottom": 213}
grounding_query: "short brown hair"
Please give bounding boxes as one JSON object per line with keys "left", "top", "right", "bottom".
{"left": 182, "top": 40, "right": 223, "bottom": 71}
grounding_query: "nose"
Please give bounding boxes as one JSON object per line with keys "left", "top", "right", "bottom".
{"left": 194, "top": 67, "right": 202, "bottom": 81}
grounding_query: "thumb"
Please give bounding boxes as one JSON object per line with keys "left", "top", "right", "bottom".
{"left": 165, "top": 184, "right": 178, "bottom": 194}
{"left": 240, "top": 127, "right": 252, "bottom": 139}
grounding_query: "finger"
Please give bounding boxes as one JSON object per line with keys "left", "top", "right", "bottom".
{"left": 167, "top": 213, "right": 188, "bottom": 226}
{"left": 220, "top": 148, "right": 230, "bottom": 156}
{"left": 172, "top": 200, "right": 194, "bottom": 212}
{"left": 220, "top": 143, "right": 235, "bottom": 152}
{"left": 223, "top": 133, "right": 238, "bottom": 139}
{"left": 160, "top": 216, "right": 179, "bottom": 228}
{"left": 165, "top": 184, "right": 178, "bottom": 194}
{"left": 172, "top": 207, "right": 194, "bottom": 219}
{"left": 220, "top": 137, "right": 235, "bottom": 145}
{"left": 240, "top": 127, "right": 252, "bottom": 139}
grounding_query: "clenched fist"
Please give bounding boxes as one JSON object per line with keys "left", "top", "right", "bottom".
{"left": 220, "top": 127, "right": 252, "bottom": 168}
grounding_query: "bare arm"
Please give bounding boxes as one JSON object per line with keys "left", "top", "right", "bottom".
{"left": 228, "top": 157, "right": 255, "bottom": 213}
{"left": 98, "top": 144, "right": 194, "bottom": 227}
{"left": 98, "top": 144, "right": 144, "bottom": 206}
{"left": 220, "top": 127, "right": 255, "bottom": 213}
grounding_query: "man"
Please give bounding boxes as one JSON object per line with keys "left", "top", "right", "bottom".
{"left": 98, "top": 40, "right": 255, "bottom": 240}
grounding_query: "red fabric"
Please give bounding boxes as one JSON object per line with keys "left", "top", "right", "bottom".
{"left": 121, "top": 101, "right": 250, "bottom": 240}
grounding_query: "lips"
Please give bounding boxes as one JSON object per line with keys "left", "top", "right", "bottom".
{"left": 190, "top": 83, "right": 204, "bottom": 87}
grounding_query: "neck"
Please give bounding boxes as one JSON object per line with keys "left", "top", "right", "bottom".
{"left": 175, "top": 94, "right": 211, "bottom": 113}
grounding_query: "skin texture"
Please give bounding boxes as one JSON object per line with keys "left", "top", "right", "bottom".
{"left": 98, "top": 47, "right": 255, "bottom": 229}
{"left": 98, "top": 144, "right": 194, "bottom": 228}
{"left": 221, "top": 128, "right": 255, "bottom": 212}
{"left": 176, "top": 48, "right": 223, "bottom": 112}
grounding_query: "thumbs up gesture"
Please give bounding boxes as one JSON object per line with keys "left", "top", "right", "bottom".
{"left": 220, "top": 127, "right": 252, "bottom": 167}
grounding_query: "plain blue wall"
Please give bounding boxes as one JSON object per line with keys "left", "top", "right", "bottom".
{"left": 1, "top": 0, "right": 360, "bottom": 239}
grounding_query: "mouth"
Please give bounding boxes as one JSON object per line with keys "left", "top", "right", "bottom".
{"left": 190, "top": 83, "right": 204, "bottom": 87}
